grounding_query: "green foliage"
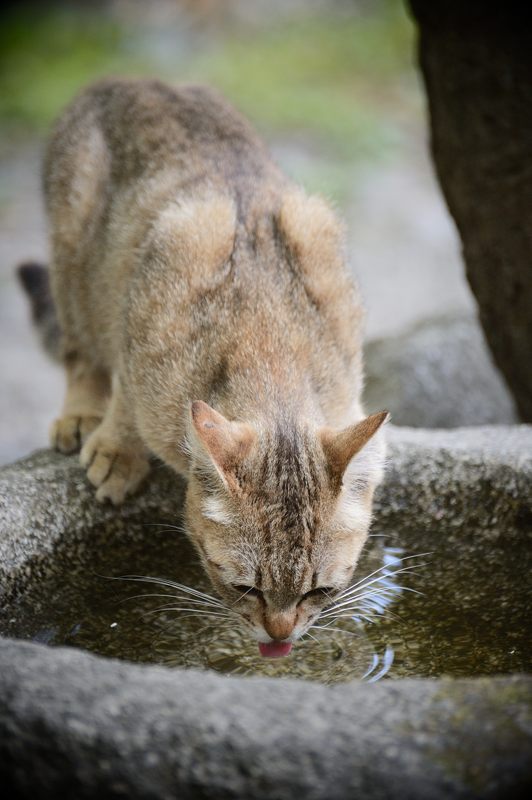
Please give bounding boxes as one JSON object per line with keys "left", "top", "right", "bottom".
{"left": 0, "top": 5, "right": 137, "bottom": 132}
{"left": 187, "top": 5, "right": 416, "bottom": 157}
{"left": 0, "top": 0, "right": 417, "bottom": 169}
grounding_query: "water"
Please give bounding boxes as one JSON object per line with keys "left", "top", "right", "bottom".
{"left": 2, "top": 525, "right": 531, "bottom": 684}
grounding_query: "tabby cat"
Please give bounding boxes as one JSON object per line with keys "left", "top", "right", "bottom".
{"left": 21, "top": 79, "right": 388, "bottom": 656}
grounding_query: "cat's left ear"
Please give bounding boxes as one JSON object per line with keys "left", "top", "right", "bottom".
{"left": 190, "top": 400, "right": 256, "bottom": 490}
{"left": 319, "top": 411, "right": 389, "bottom": 488}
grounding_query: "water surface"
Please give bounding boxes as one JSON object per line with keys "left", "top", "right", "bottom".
{"left": 2, "top": 525, "right": 530, "bottom": 684}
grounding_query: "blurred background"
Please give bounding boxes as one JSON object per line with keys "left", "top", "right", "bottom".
{"left": 0, "top": 0, "right": 478, "bottom": 465}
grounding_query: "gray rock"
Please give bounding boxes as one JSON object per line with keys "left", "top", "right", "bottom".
{"left": 380, "top": 424, "right": 532, "bottom": 546}
{"left": 0, "top": 428, "right": 531, "bottom": 799}
{"left": 0, "top": 638, "right": 530, "bottom": 800}
{"left": 364, "top": 315, "right": 518, "bottom": 428}
{"left": 0, "top": 448, "right": 187, "bottom": 606}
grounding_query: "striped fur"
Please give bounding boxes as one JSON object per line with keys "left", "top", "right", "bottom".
{"left": 37, "top": 78, "right": 388, "bottom": 644}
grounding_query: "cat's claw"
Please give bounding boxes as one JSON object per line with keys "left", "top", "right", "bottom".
{"left": 50, "top": 414, "right": 101, "bottom": 454}
{"left": 80, "top": 434, "right": 150, "bottom": 505}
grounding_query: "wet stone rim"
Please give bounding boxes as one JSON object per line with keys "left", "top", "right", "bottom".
{"left": 0, "top": 425, "right": 531, "bottom": 799}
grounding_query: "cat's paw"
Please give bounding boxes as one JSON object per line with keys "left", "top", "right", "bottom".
{"left": 50, "top": 414, "right": 102, "bottom": 454}
{"left": 80, "top": 433, "right": 150, "bottom": 505}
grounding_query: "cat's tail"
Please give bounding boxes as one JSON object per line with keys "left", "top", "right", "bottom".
{"left": 17, "top": 262, "right": 63, "bottom": 362}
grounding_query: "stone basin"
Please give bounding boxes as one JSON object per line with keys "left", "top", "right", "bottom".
{"left": 1, "top": 425, "right": 531, "bottom": 798}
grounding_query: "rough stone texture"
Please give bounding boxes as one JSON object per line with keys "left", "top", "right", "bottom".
{"left": 0, "top": 449, "right": 186, "bottom": 607}
{"left": 0, "top": 638, "right": 530, "bottom": 800}
{"left": 409, "top": 1, "right": 532, "bottom": 420}
{"left": 364, "top": 315, "right": 518, "bottom": 428}
{"left": 1, "top": 430, "right": 531, "bottom": 798}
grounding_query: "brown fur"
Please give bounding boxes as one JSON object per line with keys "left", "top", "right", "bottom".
{"left": 43, "top": 78, "right": 388, "bottom": 645}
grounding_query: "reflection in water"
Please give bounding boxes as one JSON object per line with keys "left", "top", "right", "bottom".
{"left": 363, "top": 646, "right": 395, "bottom": 683}
{"left": 303, "top": 547, "right": 426, "bottom": 681}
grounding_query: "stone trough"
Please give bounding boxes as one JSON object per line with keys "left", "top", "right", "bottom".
{"left": 1, "top": 426, "right": 531, "bottom": 798}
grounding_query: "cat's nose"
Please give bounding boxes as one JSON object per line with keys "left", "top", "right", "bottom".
{"left": 263, "top": 610, "right": 296, "bottom": 641}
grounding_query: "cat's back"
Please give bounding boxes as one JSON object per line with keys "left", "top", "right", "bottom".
{"left": 44, "top": 77, "right": 277, "bottom": 200}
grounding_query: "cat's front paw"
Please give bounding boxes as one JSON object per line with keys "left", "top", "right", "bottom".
{"left": 50, "top": 414, "right": 102, "bottom": 454}
{"left": 80, "top": 433, "right": 150, "bottom": 505}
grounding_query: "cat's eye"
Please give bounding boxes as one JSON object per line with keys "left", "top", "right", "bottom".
{"left": 302, "top": 587, "right": 335, "bottom": 601}
{"left": 232, "top": 584, "right": 261, "bottom": 598}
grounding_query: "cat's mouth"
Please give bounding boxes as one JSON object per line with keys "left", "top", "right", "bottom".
{"left": 258, "top": 641, "right": 293, "bottom": 658}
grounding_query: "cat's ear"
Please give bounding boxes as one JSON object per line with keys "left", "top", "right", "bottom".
{"left": 190, "top": 400, "right": 255, "bottom": 490}
{"left": 319, "top": 411, "right": 389, "bottom": 487}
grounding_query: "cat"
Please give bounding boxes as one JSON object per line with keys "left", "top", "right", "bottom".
{"left": 20, "top": 78, "right": 388, "bottom": 657}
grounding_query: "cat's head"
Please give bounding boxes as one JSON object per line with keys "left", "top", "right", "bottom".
{"left": 184, "top": 400, "right": 388, "bottom": 653}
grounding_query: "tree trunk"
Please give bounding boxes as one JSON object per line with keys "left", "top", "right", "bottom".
{"left": 408, "top": 1, "right": 532, "bottom": 420}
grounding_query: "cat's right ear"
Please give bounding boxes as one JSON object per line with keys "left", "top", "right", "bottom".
{"left": 319, "top": 411, "right": 389, "bottom": 489}
{"left": 189, "top": 401, "right": 255, "bottom": 491}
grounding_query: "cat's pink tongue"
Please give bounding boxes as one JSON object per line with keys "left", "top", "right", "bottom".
{"left": 258, "top": 641, "right": 293, "bottom": 658}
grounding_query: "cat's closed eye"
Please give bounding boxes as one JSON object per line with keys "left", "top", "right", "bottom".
{"left": 301, "top": 587, "right": 335, "bottom": 602}
{"left": 232, "top": 584, "right": 262, "bottom": 598}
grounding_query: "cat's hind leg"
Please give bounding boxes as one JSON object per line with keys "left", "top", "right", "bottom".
{"left": 51, "top": 354, "right": 110, "bottom": 454}
{"left": 80, "top": 378, "right": 151, "bottom": 505}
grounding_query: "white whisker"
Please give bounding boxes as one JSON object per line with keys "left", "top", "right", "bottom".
{"left": 143, "top": 522, "right": 187, "bottom": 535}
{"left": 144, "top": 605, "right": 237, "bottom": 619}
{"left": 334, "top": 563, "right": 427, "bottom": 603}
{"left": 310, "top": 623, "right": 361, "bottom": 639}
{"left": 119, "top": 592, "right": 225, "bottom": 609}
{"left": 116, "top": 575, "right": 222, "bottom": 604}
{"left": 334, "top": 553, "right": 430, "bottom": 599}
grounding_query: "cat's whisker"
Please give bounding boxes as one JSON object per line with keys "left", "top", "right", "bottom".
{"left": 143, "top": 522, "right": 177, "bottom": 526}
{"left": 144, "top": 528, "right": 186, "bottom": 537}
{"left": 323, "top": 599, "right": 397, "bottom": 622}
{"left": 321, "top": 605, "right": 390, "bottom": 622}
{"left": 351, "top": 613, "right": 377, "bottom": 625}
{"left": 309, "top": 623, "right": 361, "bottom": 639}
{"left": 326, "top": 571, "right": 426, "bottom": 612}
{"left": 144, "top": 605, "right": 237, "bottom": 619}
{"left": 333, "top": 562, "right": 428, "bottom": 603}
{"left": 331, "top": 581, "right": 404, "bottom": 607}
{"left": 350, "top": 583, "right": 404, "bottom": 599}
{"left": 321, "top": 603, "right": 379, "bottom": 621}
{"left": 317, "top": 612, "right": 382, "bottom": 622}
{"left": 154, "top": 612, "right": 236, "bottom": 625}
{"left": 322, "top": 599, "right": 404, "bottom": 625}
{"left": 230, "top": 586, "right": 257, "bottom": 606}
{"left": 118, "top": 591, "right": 226, "bottom": 610}
{"left": 321, "top": 595, "right": 394, "bottom": 616}
{"left": 334, "top": 553, "right": 431, "bottom": 598}
{"left": 144, "top": 606, "right": 238, "bottom": 622}
{"left": 144, "top": 522, "right": 185, "bottom": 533}
{"left": 320, "top": 587, "right": 405, "bottom": 617}
{"left": 116, "top": 575, "right": 223, "bottom": 604}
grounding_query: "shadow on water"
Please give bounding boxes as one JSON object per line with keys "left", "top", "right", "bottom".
{"left": 2, "top": 523, "right": 531, "bottom": 684}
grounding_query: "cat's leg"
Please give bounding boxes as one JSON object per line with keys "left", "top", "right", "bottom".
{"left": 51, "top": 354, "right": 110, "bottom": 454}
{"left": 80, "top": 378, "right": 151, "bottom": 505}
